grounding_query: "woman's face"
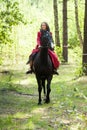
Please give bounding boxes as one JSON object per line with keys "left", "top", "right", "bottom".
{"left": 41, "top": 23, "right": 47, "bottom": 30}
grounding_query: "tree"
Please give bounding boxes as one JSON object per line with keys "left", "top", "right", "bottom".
{"left": 0, "top": 0, "right": 25, "bottom": 64}
{"left": 0, "top": 0, "right": 24, "bottom": 45}
{"left": 53, "top": 0, "right": 60, "bottom": 46}
{"left": 62, "top": 0, "right": 68, "bottom": 62}
{"left": 74, "top": 0, "right": 83, "bottom": 47}
{"left": 82, "top": 0, "right": 87, "bottom": 75}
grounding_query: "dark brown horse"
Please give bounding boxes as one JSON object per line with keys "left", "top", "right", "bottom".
{"left": 33, "top": 31, "right": 53, "bottom": 105}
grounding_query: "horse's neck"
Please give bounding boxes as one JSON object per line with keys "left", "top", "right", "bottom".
{"left": 40, "top": 48, "right": 48, "bottom": 65}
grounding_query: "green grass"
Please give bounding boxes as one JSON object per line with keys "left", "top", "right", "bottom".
{"left": 0, "top": 56, "right": 87, "bottom": 130}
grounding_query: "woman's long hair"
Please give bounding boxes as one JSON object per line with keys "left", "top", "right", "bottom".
{"left": 40, "top": 22, "right": 50, "bottom": 32}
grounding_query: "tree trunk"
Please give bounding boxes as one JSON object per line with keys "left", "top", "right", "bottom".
{"left": 83, "top": 0, "right": 87, "bottom": 75}
{"left": 74, "top": 0, "right": 83, "bottom": 47}
{"left": 36, "top": 0, "right": 39, "bottom": 8}
{"left": 53, "top": 0, "right": 60, "bottom": 46}
{"left": 62, "top": 0, "right": 68, "bottom": 62}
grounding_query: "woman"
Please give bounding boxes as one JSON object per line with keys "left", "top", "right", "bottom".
{"left": 26, "top": 22, "right": 60, "bottom": 75}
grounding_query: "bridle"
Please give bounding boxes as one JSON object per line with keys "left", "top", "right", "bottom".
{"left": 39, "top": 45, "right": 49, "bottom": 48}
{"left": 40, "top": 31, "right": 51, "bottom": 48}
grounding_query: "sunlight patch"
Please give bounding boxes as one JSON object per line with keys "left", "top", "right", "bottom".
{"left": 13, "top": 112, "right": 32, "bottom": 119}
{"left": 14, "top": 79, "right": 30, "bottom": 85}
{"left": 32, "top": 108, "right": 47, "bottom": 115}
{"left": 19, "top": 79, "right": 30, "bottom": 85}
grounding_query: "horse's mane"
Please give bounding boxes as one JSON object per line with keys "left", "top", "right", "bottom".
{"left": 40, "top": 30, "right": 52, "bottom": 47}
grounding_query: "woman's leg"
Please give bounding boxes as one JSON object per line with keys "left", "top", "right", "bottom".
{"left": 26, "top": 53, "right": 37, "bottom": 74}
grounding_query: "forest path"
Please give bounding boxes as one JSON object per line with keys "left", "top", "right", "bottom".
{"left": 0, "top": 63, "right": 87, "bottom": 130}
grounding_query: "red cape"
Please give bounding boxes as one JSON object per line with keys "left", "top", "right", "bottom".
{"left": 32, "top": 48, "right": 60, "bottom": 69}
{"left": 31, "top": 31, "right": 60, "bottom": 69}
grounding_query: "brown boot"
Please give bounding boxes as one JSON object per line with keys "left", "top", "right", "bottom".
{"left": 53, "top": 69, "right": 59, "bottom": 75}
{"left": 26, "top": 70, "right": 32, "bottom": 74}
{"left": 26, "top": 60, "right": 33, "bottom": 74}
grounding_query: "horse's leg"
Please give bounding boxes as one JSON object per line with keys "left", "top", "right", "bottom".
{"left": 45, "top": 76, "right": 52, "bottom": 103}
{"left": 36, "top": 77, "right": 42, "bottom": 105}
{"left": 42, "top": 79, "right": 46, "bottom": 100}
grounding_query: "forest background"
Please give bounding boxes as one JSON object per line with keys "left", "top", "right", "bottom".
{"left": 0, "top": 0, "right": 87, "bottom": 130}
{"left": 0, "top": 0, "right": 84, "bottom": 67}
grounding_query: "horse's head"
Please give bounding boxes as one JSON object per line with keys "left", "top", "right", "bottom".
{"left": 40, "top": 30, "right": 51, "bottom": 47}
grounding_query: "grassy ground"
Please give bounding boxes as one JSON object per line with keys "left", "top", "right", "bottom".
{"left": 0, "top": 53, "right": 87, "bottom": 130}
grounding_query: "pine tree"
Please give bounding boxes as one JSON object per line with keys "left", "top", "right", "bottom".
{"left": 83, "top": 0, "right": 87, "bottom": 75}
{"left": 53, "top": 0, "right": 60, "bottom": 46}
{"left": 62, "top": 0, "right": 68, "bottom": 62}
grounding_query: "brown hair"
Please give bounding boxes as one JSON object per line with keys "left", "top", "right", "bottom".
{"left": 40, "top": 22, "right": 50, "bottom": 32}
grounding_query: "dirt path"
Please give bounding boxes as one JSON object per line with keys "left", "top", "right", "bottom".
{"left": 0, "top": 64, "right": 87, "bottom": 130}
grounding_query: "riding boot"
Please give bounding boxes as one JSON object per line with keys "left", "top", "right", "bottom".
{"left": 53, "top": 69, "right": 59, "bottom": 75}
{"left": 26, "top": 69, "right": 32, "bottom": 74}
{"left": 26, "top": 60, "right": 33, "bottom": 74}
{"left": 26, "top": 60, "right": 30, "bottom": 65}
{"left": 26, "top": 55, "right": 32, "bottom": 65}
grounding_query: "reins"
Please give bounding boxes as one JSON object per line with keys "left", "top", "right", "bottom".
{"left": 39, "top": 46, "right": 49, "bottom": 48}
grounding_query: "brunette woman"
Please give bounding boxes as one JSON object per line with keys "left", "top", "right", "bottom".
{"left": 26, "top": 22, "right": 60, "bottom": 75}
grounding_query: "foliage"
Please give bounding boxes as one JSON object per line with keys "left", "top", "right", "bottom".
{"left": 0, "top": 1, "right": 86, "bottom": 129}
{"left": 0, "top": 0, "right": 85, "bottom": 65}
{"left": 55, "top": 46, "right": 63, "bottom": 62}
{"left": 83, "top": 63, "right": 87, "bottom": 75}
{"left": 75, "top": 64, "right": 84, "bottom": 77}
{"left": 0, "top": 0, "right": 25, "bottom": 45}
{"left": 68, "top": 34, "right": 80, "bottom": 48}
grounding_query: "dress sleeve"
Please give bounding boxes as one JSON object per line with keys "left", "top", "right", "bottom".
{"left": 35, "top": 32, "right": 41, "bottom": 49}
{"left": 37, "top": 32, "right": 41, "bottom": 46}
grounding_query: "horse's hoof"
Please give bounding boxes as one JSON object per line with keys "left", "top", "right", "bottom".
{"left": 38, "top": 102, "right": 42, "bottom": 105}
{"left": 43, "top": 98, "right": 46, "bottom": 101}
{"left": 45, "top": 99, "right": 50, "bottom": 104}
{"left": 45, "top": 101, "right": 50, "bottom": 104}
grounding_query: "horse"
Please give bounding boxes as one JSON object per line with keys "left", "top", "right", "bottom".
{"left": 33, "top": 30, "right": 53, "bottom": 105}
